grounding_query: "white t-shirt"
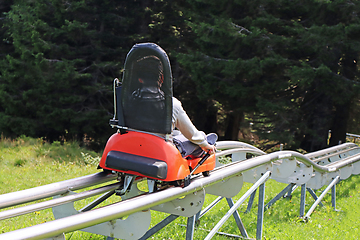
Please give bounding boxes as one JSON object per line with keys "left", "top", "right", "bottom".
{"left": 172, "top": 97, "right": 208, "bottom": 147}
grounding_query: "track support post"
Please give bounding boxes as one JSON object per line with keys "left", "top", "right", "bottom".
{"left": 304, "top": 176, "right": 340, "bottom": 220}
{"left": 186, "top": 215, "right": 196, "bottom": 240}
{"left": 306, "top": 188, "right": 324, "bottom": 207}
{"left": 139, "top": 214, "right": 179, "bottom": 240}
{"left": 204, "top": 171, "right": 271, "bottom": 240}
{"left": 331, "top": 183, "right": 337, "bottom": 211}
{"left": 226, "top": 198, "right": 249, "bottom": 238}
{"left": 245, "top": 189, "right": 257, "bottom": 213}
{"left": 299, "top": 184, "right": 306, "bottom": 217}
{"left": 265, "top": 183, "right": 295, "bottom": 211}
{"left": 256, "top": 182, "right": 266, "bottom": 240}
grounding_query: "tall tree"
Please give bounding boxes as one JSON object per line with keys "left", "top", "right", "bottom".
{"left": 147, "top": 0, "right": 219, "bottom": 134}
{"left": 2, "top": 0, "right": 360, "bottom": 153}
{"left": 287, "top": 1, "right": 360, "bottom": 150}
{"left": 0, "top": 0, "right": 157, "bottom": 149}
{"left": 0, "top": 0, "right": 14, "bottom": 57}
{"left": 175, "top": 0, "right": 300, "bottom": 146}
{"left": 176, "top": 0, "right": 360, "bottom": 151}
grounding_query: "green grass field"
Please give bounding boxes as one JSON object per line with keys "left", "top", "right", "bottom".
{"left": 0, "top": 136, "right": 359, "bottom": 239}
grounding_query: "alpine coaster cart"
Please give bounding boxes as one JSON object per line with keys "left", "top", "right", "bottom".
{"left": 99, "top": 43, "right": 216, "bottom": 192}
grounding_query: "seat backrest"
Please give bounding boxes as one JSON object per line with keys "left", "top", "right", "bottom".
{"left": 120, "top": 43, "right": 173, "bottom": 134}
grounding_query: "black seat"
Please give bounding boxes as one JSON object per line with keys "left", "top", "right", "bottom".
{"left": 104, "top": 43, "right": 174, "bottom": 179}
{"left": 105, "top": 151, "right": 168, "bottom": 179}
{"left": 116, "top": 43, "right": 173, "bottom": 134}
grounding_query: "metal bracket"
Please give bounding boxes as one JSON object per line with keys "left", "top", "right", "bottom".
{"left": 205, "top": 174, "right": 243, "bottom": 198}
{"left": 147, "top": 179, "right": 156, "bottom": 193}
{"left": 352, "top": 160, "right": 360, "bottom": 174}
{"left": 338, "top": 164, "right": 353, "bottom": 180}
{"left": 115, "top": 175, "right": 135, "bottom": 195}
{"left": 151, "top": 189, "right": 205, "bottom": 217}
{"left": 306, "top": 171, "right": 328, "bottom": 190}
{"left": 271, "top": 157, "right": 297, "bottom": 179}
{"left": 52, "top": 191, "right": 151, "bottom": 240}
{"left": 120, "top": 180, "right": 205, "bottom": 217}
{"left": 272, "top": 162, "right": 313, "bottom": 185}
{"left": 242, "top": 163, "right": 272, "bottom": 183}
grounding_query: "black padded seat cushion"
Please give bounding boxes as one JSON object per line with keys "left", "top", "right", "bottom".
{"left": 105, "top": 150, "right": 168, "bottom": 179}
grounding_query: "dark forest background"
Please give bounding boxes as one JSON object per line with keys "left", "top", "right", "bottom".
{"left": 1, "top": 0, "right": 360, "bottom": 152}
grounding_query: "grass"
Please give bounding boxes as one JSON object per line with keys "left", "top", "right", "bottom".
{"left": 0, "top": 136, "right": 360, "bottom": 239}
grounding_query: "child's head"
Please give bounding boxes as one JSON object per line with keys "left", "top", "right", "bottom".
{"left": 135, "top": 55, "right": 164, "bottom": 87}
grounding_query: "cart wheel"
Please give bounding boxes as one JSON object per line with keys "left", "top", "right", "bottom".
{"left": 183, "top": 176, "right": 191, "bottom": 187}
{"left": 202, "top": 171, "right": 210, "bottom": 177}
{"left": 171, "top": 180, "right": 182, "bottom": 187}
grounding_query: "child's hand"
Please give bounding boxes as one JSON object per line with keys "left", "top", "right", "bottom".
{"left": 201, "top": 144, "right": 216, "bottom": 155}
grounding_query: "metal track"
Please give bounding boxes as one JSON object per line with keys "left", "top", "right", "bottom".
{"left": 1, "top": 141, "right": 360, "bottom": 240}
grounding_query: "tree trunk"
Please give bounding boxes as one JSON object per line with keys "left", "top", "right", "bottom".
{"left": 329, "top": 49, "right": 357, "bottom": 146}
{"left": 224, "top": 111, "right": 243, "bottom": 140}
{"left": 300, "top": 94, "right": 333, "bottom": 152}
{"left": 191, "top": 100, "right": 218, "bottom": 134}
{"left": 329, "top": 102, "right": 350, "bottom": 146}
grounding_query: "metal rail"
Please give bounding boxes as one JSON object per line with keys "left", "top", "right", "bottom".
{"left": 216, "top": 143, "right": 360, "bottom": 174}
{"left": 0, "top": 151, "right": 306, "bottom": 240}
{"left": 258, "top": 142, "right": 360, "bottom": 221}
{"left": 0, "top": 171, "right": 117, "bottom": 209}
{"left": 1, "top": 141, "right": 360, "bottom": 239}
{"left": 346, "top": 132, "right": 360, "bottom": 142}
{"left": 305, "top": 142, "right": 359, "bottom": 160}
{"left": 216, "top": 141, "right": 267, "bottom": 153}
{"left": 216, "top": 147, "right": 265, "bottom": 157}
{"left": 0, "top": 182, "right": 120, "bottom": 220}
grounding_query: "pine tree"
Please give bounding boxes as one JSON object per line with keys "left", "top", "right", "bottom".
{"left": 0, "top": 0, "right": 157, "bottom": 148}
{"left": 0, "top": 0, "right": 14, "bottom": 57}
{"left": 175, "top": 0, "right": 360, "bottom": 151}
